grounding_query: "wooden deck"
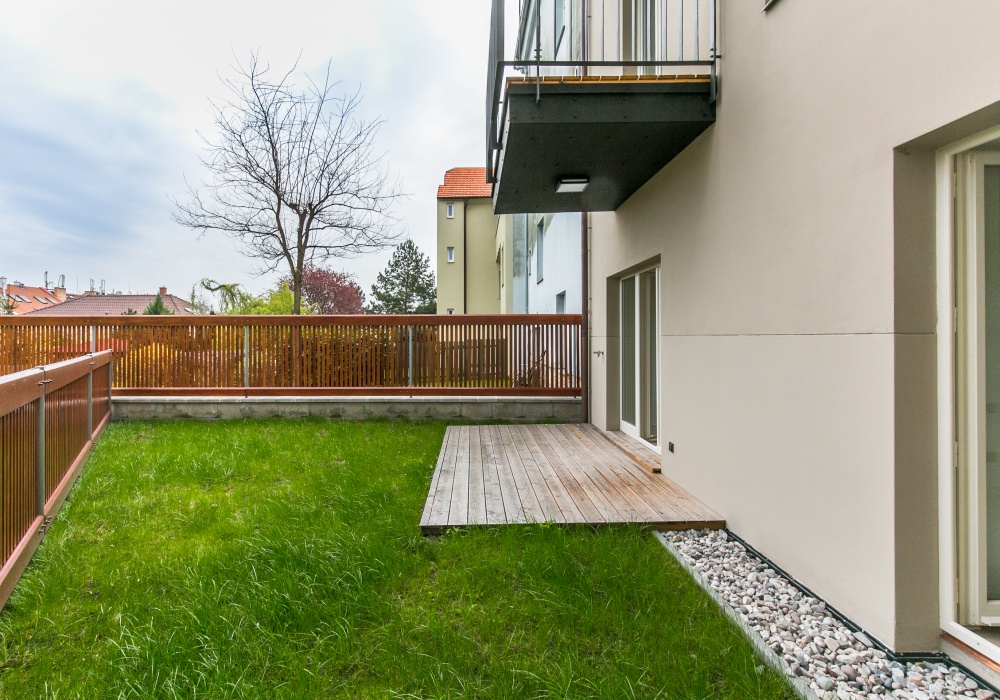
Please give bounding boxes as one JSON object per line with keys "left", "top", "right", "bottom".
{"left": 420, "top": 424, "right": 724, "bottom": 534}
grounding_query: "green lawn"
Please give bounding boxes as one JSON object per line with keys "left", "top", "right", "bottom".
{"left": 0, "top": 419, "right": 794, "bottom": 699}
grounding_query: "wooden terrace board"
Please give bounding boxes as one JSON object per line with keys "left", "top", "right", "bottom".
{"left": 420, "top": 424, "right": 724, "bottom": 534}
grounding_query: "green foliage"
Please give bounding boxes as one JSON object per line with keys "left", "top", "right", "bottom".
{"left": 121, "top": 308, "right": 138, "bottom": 316}
{"left": 201, "top": 279, "right": 314, "bottom": 315}
{"left": 142, "top": 294, "right": 173, "bottom": 315}
{"left": 188, "top": 284, "right": 214, "bottom": 314}
{"left": 0, "top": 293, "right": 17, "bottom": 315}
{"left": 236, "top": 280, "right": 300, "bottom": 315}
{"left": 0, "top": 419, "right": 794, "bottom": 700}
{"left": 368, "top": 238, "right": 437, "bottom": 314}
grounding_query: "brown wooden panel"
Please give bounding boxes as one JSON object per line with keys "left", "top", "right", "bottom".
{"left": 112, "top": 387, "right": 583, "bottom": 397}
{"left": 1, "top": 317, "right": 581, "bottom": 395}
{"left": 0, "top": 369, "right": 44, "bottom": 417}
{"left": 420, "top": 424, "right": 726, "bottom": 534}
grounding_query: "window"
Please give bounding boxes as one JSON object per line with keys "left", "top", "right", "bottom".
{"left": 556, "top": 292, "right": 566, "bottom": 314}
{"left": 447, "top": 308, "right": 454, "bottom": 315}
{"left": 34, "top": 296, "right": 49, "bottom": 304}
{"left": 536, "top": 220, "right": 544, "bottom": 282}
{"left": 446, "top": 203, "right": 455, "bottom": 218}
{"left": 447, "top": 246, "right": 455, "bottom": 263}
{"left": 554, "top": 0, "right": 566, "bottom": 54}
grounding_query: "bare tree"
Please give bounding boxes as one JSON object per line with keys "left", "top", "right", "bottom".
{"left": 174, "top": 54, "right": 402, "bottom": 314}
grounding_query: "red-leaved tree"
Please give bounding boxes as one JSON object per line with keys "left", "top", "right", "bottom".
{"left": 294, "top": 266, "right": 365, "bottom": 314}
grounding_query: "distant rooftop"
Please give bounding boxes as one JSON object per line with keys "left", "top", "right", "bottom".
{"left": 27, "top": 289, "right": 195, "bottom": 316}
{"left": 3, "top": 283, "right": 63, "bottom": 315}
{"left": 437, "top": 167, "right": 492, "bottom": 199}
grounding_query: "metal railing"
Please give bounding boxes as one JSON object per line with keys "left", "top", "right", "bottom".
{"left": 486, "top": 0, "right": 719, "bottom": 183}
{"left": 0, "top": 315, "right": 582, "bottom": 397}
{"left": 0, "top": 351, "right": 112, "bottom": 610}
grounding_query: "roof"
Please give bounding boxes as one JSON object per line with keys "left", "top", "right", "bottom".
{"left": 3, "top": 285, "right": 63, "bottom": 315}
{"left": 26, "top": 293, "right": 196, "bottom": 316}
{"left": 437, "top": 167, "right": 492, "bottom": 199}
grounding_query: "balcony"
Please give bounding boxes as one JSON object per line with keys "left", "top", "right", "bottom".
{"left": 486, "top": 0, "right": 718, "bottom": 214}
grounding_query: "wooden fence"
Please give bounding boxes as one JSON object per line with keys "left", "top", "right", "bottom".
{"left": 0, "top": 315, "right": 582, "bottom": 396}
{"left": 0, "top": 351, "right": 112, "bottom": 610}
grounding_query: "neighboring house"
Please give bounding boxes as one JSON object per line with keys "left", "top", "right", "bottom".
{"left": 437, "top": 169, "right": 582, "bottom": 315}
{"left": 436, "top": 168, "right": 500, "bottom": 314}
{"left": 2, "top": 281, "right": 66, "bottom": 315}
{"left": 28, "top": 287, "right": 195, "bottom": 316}
{"left": 486, "top": 0, "right": 1000, "bottom": 681}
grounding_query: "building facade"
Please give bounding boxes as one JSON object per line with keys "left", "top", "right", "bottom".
{"left": 486, "top": 0, "right": 1000, "bottom": 677}
{"left": 436, "top": 168, "right": 501, "bottom": 315}
{"left": 437, "top": 169, "right": 582, "bottom": 315}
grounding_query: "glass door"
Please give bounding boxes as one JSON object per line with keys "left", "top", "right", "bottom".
{"left": 960, "top": 152, "right": 1000, "bottom": 625}
{"left": 620, "top": 268, "right": 659, "bottom": 446}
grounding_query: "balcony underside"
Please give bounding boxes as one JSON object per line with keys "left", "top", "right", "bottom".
{"left": 493, "top": 77, "right": 715, "bottom": 214}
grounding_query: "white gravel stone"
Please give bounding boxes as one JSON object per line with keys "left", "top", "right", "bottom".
{"left": 661, "top": 529, "right": 998, "bottom": 700}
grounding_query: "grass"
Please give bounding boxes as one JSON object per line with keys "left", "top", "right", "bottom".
{"left": 0, "top": 419, "right": 795, "bottom": 699}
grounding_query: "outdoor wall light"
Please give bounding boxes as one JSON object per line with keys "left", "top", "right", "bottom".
{"left": 555, "top": 178, "right": 589, "bottom": 193}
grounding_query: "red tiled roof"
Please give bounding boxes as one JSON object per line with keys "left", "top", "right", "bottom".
{"left": 437, "top": 167, "right": 492, "bottom": 199}
{"left": 27, "top": 293, "right": 195, "bottom": 316}
{"left": 3, "top": 285, "right": 63, "bottom": 315}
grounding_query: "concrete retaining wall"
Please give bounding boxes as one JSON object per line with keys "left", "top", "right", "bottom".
{"left": 112, "top": 396, "right": 583, "bottom": 422}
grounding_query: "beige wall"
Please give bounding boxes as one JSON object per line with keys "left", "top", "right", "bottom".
{"left": 497, "top": 214, "right": 515, "bottom": 313}
{"left": 586, "top": 0, "right": 1000, "bottom": 650}
{"left": 436, "top": 198, "right": 501, "bottom": 314}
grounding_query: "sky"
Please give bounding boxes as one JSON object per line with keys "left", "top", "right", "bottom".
{"left": 0, "top": 0, "right": 493, "bottom": 302}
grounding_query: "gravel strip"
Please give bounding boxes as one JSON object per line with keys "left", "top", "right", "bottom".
{"left": 660, "top": 529, "right": 997, "bottom": 700}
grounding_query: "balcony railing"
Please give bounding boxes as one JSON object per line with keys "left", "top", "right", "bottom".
{"left": 0, "top": 351, "right": 112, "bottom": 609}
{"left": 0, "top": 315, "right": 582, "bottom": 397}
{"left": 487, "top": 0, "right": 718, "bottom": 184}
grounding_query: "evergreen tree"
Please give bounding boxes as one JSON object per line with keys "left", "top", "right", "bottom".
{"left": 143, "top": 294, "right": 173, "bottom": 315}
{"left": 368, "top": 239, "right": 436, "bottom": 314}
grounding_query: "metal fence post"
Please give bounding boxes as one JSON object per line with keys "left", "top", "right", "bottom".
{"left": 408, "top": 325, "right": 415, "bottom": 387}
{"left": 36, "top": 380, "right": 45, "bottom": 517}
{"left": 243, "top": 326, "right": 250, "bottom": 388}
{"left": 89, "top": 325, "right": 96, "bottom": 354}
{"left": 87, "top": 369, "right": 93, "bottom": 439}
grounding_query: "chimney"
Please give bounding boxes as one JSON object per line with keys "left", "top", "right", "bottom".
{"left": 53, "top": 287, "right": 67, "bottom": 302}
{"left": 159, "top": 286, "right": 167, "bottom": 296}
{"left": 84, "top": 289, "right": 97, "bottom": 297}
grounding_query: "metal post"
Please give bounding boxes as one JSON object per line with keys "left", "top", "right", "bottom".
{"left": 710, "top": 0, "right": 716, "bottom": 58}
{"left": 89, "top": 325, "right": 96, "bottom": 354}
{"left": 535, "top": 0, "right": 542, "bottom": 103}
{"left": 663, "top": 0, "right": 669, "bottom": 63}
{"left": 694, "top": 0, "right": 700, "bottom": 59}
{"left": 600, "top": 0, "right": 605, "bottom": 61}
{"left": 87, "top": 371, "right": 93, "bottom": 439}
{"left": 633, "top": 0, "right": 638, "bottom": 62}
{"left": 243, "top": 326, "right": 250, "bottom": 388}
{"left": 36, "top": 392, "right": 45, "bottom": 516}
{"left": 408, "top": 325, "right": 415, "bottom": 387}
{"left": 709, "top": 0, "right": 718, "bottom": 103}
{"left": 616, "top": 0, "right": 621, "bottom": 60}
{"left": 678, "top": 0, "right": 684, "bottom": 61}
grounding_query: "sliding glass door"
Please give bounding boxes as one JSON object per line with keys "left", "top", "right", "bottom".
{"left": 959, "top": 152, "right": 1000, "bottom": 624}
{"left": 621, "top": 267, "right": 659, "bottom": 446}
